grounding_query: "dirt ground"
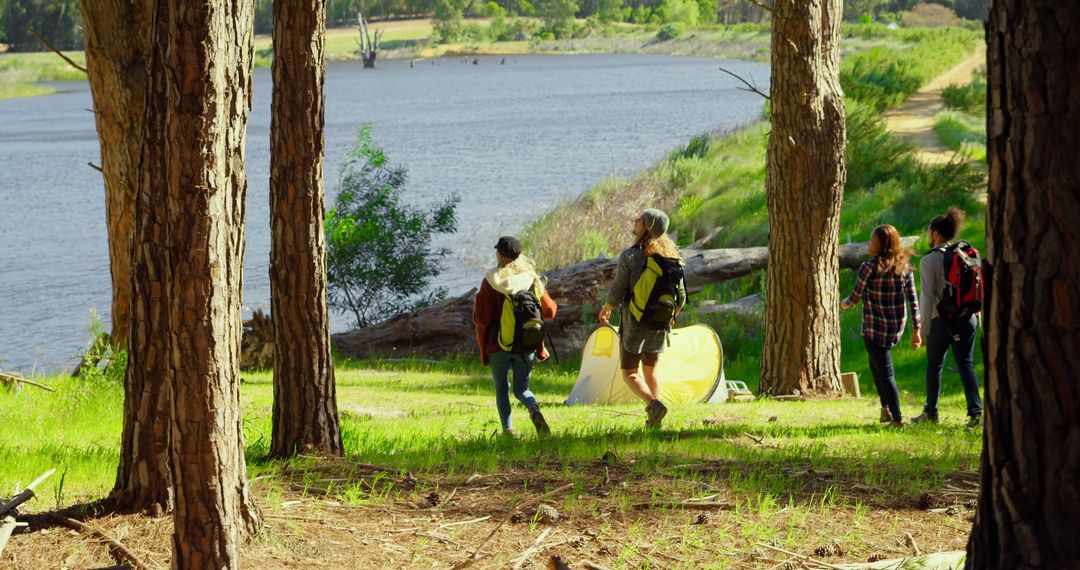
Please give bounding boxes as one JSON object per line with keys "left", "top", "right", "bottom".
{"left": 5, "top": 459, "right": 978, "bottom": 569}
{"left": 883, "top": 45, "right": 986, "bottom": 165}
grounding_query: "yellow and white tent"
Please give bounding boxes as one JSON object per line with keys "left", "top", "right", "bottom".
{"left": 565, "top": 323, "right": 727, "bottom": 405}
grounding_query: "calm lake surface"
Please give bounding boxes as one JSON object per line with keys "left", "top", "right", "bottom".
{"left": 0, "top": 54, "right": 768, "bottom": 372}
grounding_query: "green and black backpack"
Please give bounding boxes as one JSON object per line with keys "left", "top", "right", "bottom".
{"left": 497, "top": 285, "right": 545, "bottom": 353}
{"left": 628, "top": 248, "right": 685, "bottom": 331}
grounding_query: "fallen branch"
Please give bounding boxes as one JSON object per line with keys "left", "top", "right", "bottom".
{"left": 718, "top": 66, "right": 770, "bottom": 100}
{"left": 452, "top": 483, "right": 574, "bottom": 570}
{"left": 0, "top": 516, "right": 17, "bottom": 557}
{"left": 633, "top": 500, "right": 735, "bottom": 511}
{"left": 743, "top": 432, "right": 766, "bottom": 445}
{"left": 439, "top": 515, "right": 492, "bottom": 529}
{"left": 50, "top": 514, "right": 149, "bottom": 570}
{"left": 0, "top": 468, "right": 56, "bottom": 517}
{"left": 0, "top": 371, "right": 55, "bottom": 392}
{"left": 755, "top": 541, "right": 845, "bottom": 570}
{"left": 27, "top": 27, "right": 87, "bottom": 74}
{"left": 905, "top": 532, "right": 922, "bottom": 556}
{"left": 511, "top": 526, "right": 555, "bottom": 570}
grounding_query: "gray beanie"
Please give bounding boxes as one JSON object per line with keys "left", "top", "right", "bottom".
{"left": 641, "top": 208, "right": 670, "bottom": 238}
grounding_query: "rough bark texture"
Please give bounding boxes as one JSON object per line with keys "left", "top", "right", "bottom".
{"left": 145, "top": 2, "right": 260, "bottom": 566}
{"left": 269, "top": 0, "right": 343, "bottom": 458}
{"left": 78, "top": 0, "right": 151, "bottom": 347}
{"left": 333, "top": 240, "right": 887, "bottom": 359}
{"left": 966, "top": 2, "right": 1080, "bottom": 568}
{"left": 101, "top": 0, "right": 171, "bottom": 515}
{"left": 759, "top": 0, "right": 846, "bottom": 396}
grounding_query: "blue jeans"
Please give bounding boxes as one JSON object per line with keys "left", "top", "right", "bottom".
{"left": 863, "top": 336, "right": 902, "bottom": 421}
{"left": 924, "top": 315, "right": 982, "bottom": 417}
{"left": 489, "top": 351, "right": 538, "bottom": 431}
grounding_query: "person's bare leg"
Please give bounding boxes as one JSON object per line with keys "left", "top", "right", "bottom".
{"left": 642, "top": 365, "right": 660, "bottom": 401}
{"left": 622, "top": 368, "right": 656, "bottom": 404}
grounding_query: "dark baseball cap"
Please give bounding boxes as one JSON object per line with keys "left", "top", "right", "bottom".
{"left": 495, "top": 236, "right": 523, "bottom": 260}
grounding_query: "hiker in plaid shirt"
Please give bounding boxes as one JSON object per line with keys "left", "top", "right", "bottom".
{"left": 842, "top": 224, "right": 922, "bottom": 426}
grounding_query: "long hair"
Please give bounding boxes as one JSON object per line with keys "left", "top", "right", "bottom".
{"left": 496, "top": 253, "right": 546, "bottom": 294}
{"left": 929, "top": 207, "right": 965, "bottom": 241}
{"left": 639, "top": 233, "right": 682, "bottom": 260}
{"left": 872, "top": 224, "right": 912, "bottom": 276}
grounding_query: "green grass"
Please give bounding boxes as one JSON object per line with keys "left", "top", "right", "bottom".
{"left": 0, "top": 51, "right": 86, "bottom": 99}
{"left": 2, "top": 348, "right": 982, "bottom": 513}
{"left": 935, "top": 110, "right": 987, "bottom": 162}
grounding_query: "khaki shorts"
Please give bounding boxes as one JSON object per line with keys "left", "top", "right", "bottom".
{"left": 620, "top": 348, "right": 658, "bottom": 370}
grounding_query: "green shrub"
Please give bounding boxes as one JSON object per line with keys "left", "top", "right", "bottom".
{"left": 660, "top": 0, "right": 699, "bottom": 26}
{"left": 934, "top": 110, "right": 986, "bottom": 161}
{"left": 941, "top": 77, "right": 986, "bottom": 114}
{"left": 845, "top": 100, "right": 917, "bottom": 191}
{"left": 432, "top": 0, "right": 465, "bottom": 43}
{"left": 535, "top": 0, "right": 579, "bottom": 38}
{"left": 656, "top": 23, "right": 683, "bottom": 40}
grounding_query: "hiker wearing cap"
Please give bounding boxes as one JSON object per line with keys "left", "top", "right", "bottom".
{"left": 911, "top": 207, "right": 983, "bottom": 428}
{"left": 598, "top": 208, "right": 686, "bottom": 429}
{"left": 472, "top": 236, "right": 558, "bottom": 437}
{"left": 841, "top": 224, "right": 921, "bottom": 427}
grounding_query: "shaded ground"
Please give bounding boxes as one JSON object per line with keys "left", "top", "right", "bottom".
{"left": 884, "top": 45, "right": 985, "bottom": 165}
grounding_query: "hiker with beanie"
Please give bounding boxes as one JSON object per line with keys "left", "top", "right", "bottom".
{"left": 472, "top": 236, "right": 558, "bottom": 437}
{"left": 911, "top": 207, "right": 984, "bottom": 428}
{"left": 598, "top": 208, "right": 686, "bottom": 429}
{"left": 841, "top": 224, "right": 922, "bottom": 426}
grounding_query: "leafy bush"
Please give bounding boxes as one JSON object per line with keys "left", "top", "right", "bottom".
{"left": 433, "top": 0, "right": 465, "bottom": 43}
{"left": 900, "top": 3, "right": 961, "bottom": 28}
{"left": 325, "top": 127, "right": 459, "bottom": 328}
{"left": 656, "top": 23, "right": 683, "bottom": 40}
{"left": 74, "top": 311, "right": 126, "bottom": 385}
{"left": 535, "top": 0, "right": 579, "bottom": 38}
{"left": 941, "top": 77, "right": 986, "bottom": 114}
{"left": 844, "top": 100, "right": 917, "bottom": 191}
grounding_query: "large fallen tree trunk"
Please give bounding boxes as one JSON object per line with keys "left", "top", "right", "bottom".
{"left": 332, "top": 238, "right": 913, "bottom": 359}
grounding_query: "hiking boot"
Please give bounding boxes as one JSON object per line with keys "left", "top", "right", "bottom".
{"left": 529, "top": 407, "right": 551, "bottom": 437}
{"left": 910, "top": 411, "right": 939, "bottom": 425}
{"left": 879, "top": 407, "right": 894, "bottom": 423}
{"left": 966, "top": 414, "right": 983, "bottom": 430}
{"left": 645, "top": 400, "right": 668, "bottom": 429}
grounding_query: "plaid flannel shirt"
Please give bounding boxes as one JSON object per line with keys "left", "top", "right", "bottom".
{"left": 844, "top": 259, "right": 921, "bottom": 348}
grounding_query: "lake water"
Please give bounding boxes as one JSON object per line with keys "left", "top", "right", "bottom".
{"left": 0, "top": 53, "right": 768, "bottom": 373}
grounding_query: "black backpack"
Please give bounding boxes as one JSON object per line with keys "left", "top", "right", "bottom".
{"left": 629, "top": 251, "right": 684, "bottom": 331}
{"left": 497, "top": 286, "right": 545, "bottom": 353}
{"left": 936, "top": 241, "right": 983, "bottom": 320}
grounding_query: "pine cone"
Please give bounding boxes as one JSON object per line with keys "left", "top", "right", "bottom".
{"left": 868, "top": 552, "right": 888, "bottom": 562}
{"left": 692, "top": 512, "right": 711, "bottom": 525}
{"left": 916, "top": 493, "right": 936, "bottom": 510}
{"left": 536, "top": 504, "right": 560, "bottom": 524}
{"left": 425, "top": 492, "right": 441, "bottom": 507}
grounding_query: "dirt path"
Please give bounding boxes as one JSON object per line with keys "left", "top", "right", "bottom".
{"left": 884, "top": 45, "right": 985, "bottom": 164}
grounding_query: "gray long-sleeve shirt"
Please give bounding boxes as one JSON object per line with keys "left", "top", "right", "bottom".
{"left": 918, "top": 245, "right": 946, "bottom": 339}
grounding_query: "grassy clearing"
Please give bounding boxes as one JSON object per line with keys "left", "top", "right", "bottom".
{"left": 3, "top": 349, "right": 980, "bottom": 567}
{"left": 934, "top": 110, "right": 986, "bottom": 162}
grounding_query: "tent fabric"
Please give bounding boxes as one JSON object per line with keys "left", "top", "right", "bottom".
{"left": 565, "top": 323, "right": 726, "bottom": 405}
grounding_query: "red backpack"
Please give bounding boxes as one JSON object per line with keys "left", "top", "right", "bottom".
{"left": 936, "top": 240, "right": 983, "bottom": 319}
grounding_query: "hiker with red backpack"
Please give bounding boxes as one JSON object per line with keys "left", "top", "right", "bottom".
{"left": 911, "top": 207, "right": 984, "bottom": 428}
{"left": 473, "top": 236, "right": 557, "bottom": 437}
{"left": 841, "top": 224, "right": 922, "bottom": 426}
{"left": 598, "top": 208, "right": 687, "bottom": 429}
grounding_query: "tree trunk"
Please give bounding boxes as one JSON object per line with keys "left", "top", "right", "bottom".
{"left": 759, "top": 0, "right": 846, "bottom": 396}
{"left": 966, "top": 2, "right": 1080, "bottom": 567}
{"left": 146, "top": 2, "right": 260, "bottom": 565}
{"left": 269, "top": 0, "right": 344, "bottom": 459}
{"left": 78, "top": 0, "right": 151, "bottom": 348}
{"left": 84, "top": 0, "right": 172, "bottom": 515}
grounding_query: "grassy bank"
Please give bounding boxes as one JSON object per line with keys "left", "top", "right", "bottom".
{"left": 3, "top": 356, "right": 980, "bottom": 567}
{"left": 0, "top": 50, "right": 86, "bottom": 99}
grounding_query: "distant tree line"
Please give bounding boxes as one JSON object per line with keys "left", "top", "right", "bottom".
{"left": 0, "top": 0, "right": 83, "bottom": 52}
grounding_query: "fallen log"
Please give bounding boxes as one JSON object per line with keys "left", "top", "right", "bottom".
{"left": 0, "top": 469, "right": 55, "bottom": 518}
{"left": 332, "top": 238, "right": 914, "bottom": 359}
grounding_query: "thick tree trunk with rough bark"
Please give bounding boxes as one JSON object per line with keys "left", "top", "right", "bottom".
{"left": 966, "top": 2, "right": 1080, "bottom": 567}
{"left": 144, "top": 2, "right": 260, "bottom": 566}
{"left": 759, "top": 0, "right": 846, "bottom": 396}
{"left": 81, "top": 0, "right": 173, "bottom": 516}
{"left": 78, "top": 0, "right": 151, "bottom": 348}
{"left": 269, "top": 0, "right": 343, "bottom": 458}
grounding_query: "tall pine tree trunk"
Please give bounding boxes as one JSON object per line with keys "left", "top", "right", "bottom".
{"left": 759, "top": 0, "right": 846, "bottom": 396}
{"left": 78, "top": 0, "right": 151, "bottom": 348}
{"left": 144, "top": 2, "right": 260, "bottom": 565}
{"left": 268, "top": 0, "right": 344, "bottom": 458}
{"left": 79, "top": 0, "right": 172, "bottom": 514}
{"left": 966, "top": 1, "right": 1080, "bottom": 567}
